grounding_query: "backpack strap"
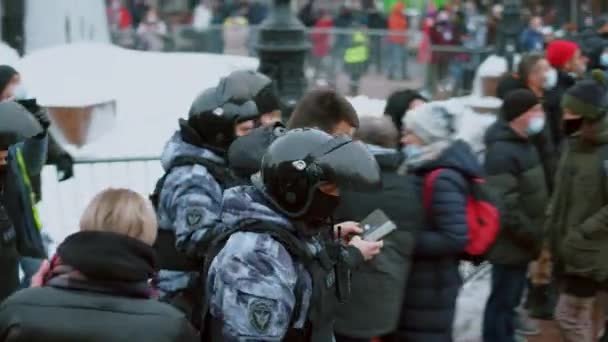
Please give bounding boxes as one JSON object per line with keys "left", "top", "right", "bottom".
{"left": 422, "top": 168, "right": 447, "bottom": 217}
{"left": 150, "top": 156, "right": 232, "bottom": 209}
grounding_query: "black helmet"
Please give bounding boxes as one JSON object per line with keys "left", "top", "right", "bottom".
{"left": 180, "top": 84, "right": 261, "bottom": 154}
{"left": 252, "top": 128, "right": 381, "bottom": 219}
{"left": 0, "top": 101, "right": 43, "bottom": 150}
{"left": 223, "top": 70, "right": 281, "bottom": 115}
{"left": 228, "top": 121, "right": 287, "bottom": 180}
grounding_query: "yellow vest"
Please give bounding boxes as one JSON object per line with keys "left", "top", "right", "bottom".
{"left": 344, "top": 31, "right": 369, "bottom": 64}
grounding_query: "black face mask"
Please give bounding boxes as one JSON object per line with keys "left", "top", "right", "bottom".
{"left": 564, "top": 118, "right": 583, "bottom": 136}
{"left": 304, "top": 189, "right": 340, "bottom": 224}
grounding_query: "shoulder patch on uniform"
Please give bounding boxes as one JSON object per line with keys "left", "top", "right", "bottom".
{"left": 249, "top": 299, "right": 273, "bottom": 333}
{"left": 186, "top": 208, "right": 204, "bottom": 229}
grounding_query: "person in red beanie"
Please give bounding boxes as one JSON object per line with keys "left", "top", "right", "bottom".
{"left": 546, "top": 40, "right": 587, "bottom": 78}
{"left": 544, "top": 40, "right": 588, "bottom": 151}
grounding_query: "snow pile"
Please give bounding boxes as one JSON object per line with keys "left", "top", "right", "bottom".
{"left": 0, "top": 43, "right": 20, "bottom": 66}
{"left": 18, "top": 43, "right": 258, "bottom": 159}
{"left": 347, "top": 95, "right": 386, "bottom": 118}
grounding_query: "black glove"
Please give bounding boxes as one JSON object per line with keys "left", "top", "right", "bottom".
{"left": 55, "top": 154, "right": 74, "bottom": 182}
{"left": 32, "top": 108, "right": 51, "bottom": 132}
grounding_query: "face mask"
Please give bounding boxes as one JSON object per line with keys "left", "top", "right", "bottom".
{"left": 305, "top": 189, "right": 340, "bottom": 224}
{"left": 526, "top": 116, "right": 545, "bottom": 136}
{"left": 543, "top": 68, "right": 558, "bottom": 90}
{"left": 601, "top": 54, "right": 608, "bottom": 68}
{"left": 12, "top": 84, "right": 28, "bottom": 100}
{"left": 402, "top": 144, "right": 423, "bottom": 160}
{"left": 563, "top": 118, "right": 583, "bottom": 136}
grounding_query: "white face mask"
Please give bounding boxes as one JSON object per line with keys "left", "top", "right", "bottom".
{"left": 543, "top": 68, "right": 558, "bottom": 90}
{"left": 13, "top": 83, "right": 28, "bottom": 100}
{"left": 601, "top": 53, "right": 608, "bottom": 67}
{"left": 526, "top": 116, "right": 545, "bottom": 136}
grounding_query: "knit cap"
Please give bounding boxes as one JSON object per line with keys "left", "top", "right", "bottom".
{"left": 501, "top": 89, "right": 540, "bottom": 122}
{"left": 546, "top": 40, "right": 579, "bottom": 68}
{"left": 561, "top": 70, "right": 608, "bottom": 121}
{"left": 404, "top": 101, "right": 457, "bottom": 144}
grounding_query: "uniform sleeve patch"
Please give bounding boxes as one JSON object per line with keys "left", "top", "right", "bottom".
{"left": 248, "top": 299, "right": 274, "bottom": 333}
{"left": 185, "top": 208, "right": 204, "bottom": 229}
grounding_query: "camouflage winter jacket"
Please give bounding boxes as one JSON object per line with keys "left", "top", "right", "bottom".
{"left": 208, "top": 186, "right": 315, "bottom": 341}
{"left": 156, "top": 132, "right": 225, "bottom": 296}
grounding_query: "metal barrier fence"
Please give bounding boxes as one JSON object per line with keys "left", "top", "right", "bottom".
{"left": 111, "top": 24, "right": 495, "bottom": 99}
{"left": 38, "top": 156, "right": 163, "bottom": 251}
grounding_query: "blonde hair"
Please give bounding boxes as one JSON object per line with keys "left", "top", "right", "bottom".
{"left": 80, "top": 188, "right": 157, "bottom": 246}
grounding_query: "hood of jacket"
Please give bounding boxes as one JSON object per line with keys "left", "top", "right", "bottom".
{"left": 415, "top": 140, "right": 483, "bottom": 178}
{"left": 221, "top": 185, "right": 293, "bottom": 232}
{"left": 160, "top": 132, "right": 225, "bottom": 172}
{"left": 485, "top": 119, "right": 528, "bottom": 145}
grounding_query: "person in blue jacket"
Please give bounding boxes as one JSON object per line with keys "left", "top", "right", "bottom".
{"left": 519, "top": 16, "right": 545, "bottom": 53}
{"left": 397, "top": 101, "right": 477, "bottom": 342}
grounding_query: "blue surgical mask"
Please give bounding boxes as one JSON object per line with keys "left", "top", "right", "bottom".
{"left": 601, "top": 53, "right": 608, "bottom": 68}
{"left": 402, "top": 144, "right": 423, "bottom": 160}
{"left": 526, "top": 116, "right": 545, "bottom": 136}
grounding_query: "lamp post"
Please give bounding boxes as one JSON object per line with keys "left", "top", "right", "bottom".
{"left": 1, "top": 0, "right": 25, "bottom": 56}
{"left": 256, "top": 0, "right": 310, "bottom": 120}
{"left": 496, "top": 0, "right": 522, "bottom": 72}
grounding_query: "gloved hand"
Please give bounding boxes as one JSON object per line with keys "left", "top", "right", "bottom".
{"left": 55, "top": 153, "right": 74, "bottom": 181}
{"left": 33, "top": 108, "right": 51, "bottom": 132}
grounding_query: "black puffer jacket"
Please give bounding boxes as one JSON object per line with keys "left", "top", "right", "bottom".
{"left": 0, "top": 231, "right": 198, "bottom": 342}
{"left": 544, "top": 70, "right": 577, "bottom": 149}
{"left": 397, "top": 141, "right": 477, "bottom": 342}
{"left": 484, "top": 120, "right": 548, "bottom": 265}
{"left": 334, "top": 149, "right": 418, "bottom": 338}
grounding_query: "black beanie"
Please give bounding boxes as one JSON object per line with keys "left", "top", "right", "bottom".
{"left": 501, "top": 89, "right": 540, "bottom": 122}
{"left": 0, "top": 65, "right": 18, "bottom": 95}
{"left": 496, "top": 74, "right": 526, "bottom": 100}
{"left": 254, "top": 85, "right": 281, "bottom": 115}
{"left": 562, "top": 70, "right": 608, "bottom": 121}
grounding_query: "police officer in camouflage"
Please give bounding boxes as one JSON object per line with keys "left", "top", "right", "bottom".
{"left": 205, "top": 128, "right": 382, "bottom": 341}
{"left": 153, "top": 79, "right": 263, "bottom": 319}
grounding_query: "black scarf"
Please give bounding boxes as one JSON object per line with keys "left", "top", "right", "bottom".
{"left": 47, "top": 231, "right": 158, "bottom": 298}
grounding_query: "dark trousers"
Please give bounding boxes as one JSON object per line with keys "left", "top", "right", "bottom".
{"left": 483, "top": 264, "right": 528, "bottom": 342}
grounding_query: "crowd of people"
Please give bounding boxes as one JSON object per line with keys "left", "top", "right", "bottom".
{"left": 2, "top": 3, "right": 608, "bottom": 342}
{"left": 104, "top": 0, "right": 607, "bottom": 98}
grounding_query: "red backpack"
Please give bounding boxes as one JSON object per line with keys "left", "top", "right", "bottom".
{"left": 423, "top": 168, "right": 500, "bottom": 259}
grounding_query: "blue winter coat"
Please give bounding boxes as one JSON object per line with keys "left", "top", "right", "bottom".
{"left": 397, "top": 140, "right": 480, "bottom": 342}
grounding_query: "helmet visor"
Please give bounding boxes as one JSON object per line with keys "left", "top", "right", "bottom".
{"left": 308, "top": 135, "right": 381, "bottom": 192}
{"left": 222, "top": 99, "right": 260, "bottom": 123}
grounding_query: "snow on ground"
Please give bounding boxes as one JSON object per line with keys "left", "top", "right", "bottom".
{"left": 17, "top": 43, "right": 259, "bottom": 159}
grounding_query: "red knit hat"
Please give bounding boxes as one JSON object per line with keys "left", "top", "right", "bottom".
{"left": 546, "top": 40, "right": 579, "bottom": 68}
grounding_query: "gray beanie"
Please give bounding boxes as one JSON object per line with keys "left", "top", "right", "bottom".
{"left": 403, "top": 101, "right": 457, "bottom": 144}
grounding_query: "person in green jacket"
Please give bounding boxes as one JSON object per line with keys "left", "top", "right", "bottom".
{"left": 344, "top": 20, "right": 370, "bottom": 96}
{"left": 546, "top": 70, "right": 608, "bottom": 342}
